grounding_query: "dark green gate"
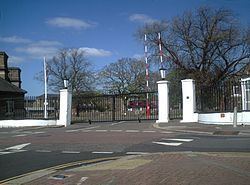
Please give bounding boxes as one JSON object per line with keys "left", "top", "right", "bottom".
{"left": 72, "top": 92, "right": 158, "bottom": 123}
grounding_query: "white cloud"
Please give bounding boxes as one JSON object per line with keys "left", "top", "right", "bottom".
{"left": 31, "top": 40, "right": 62, "bottom": 47}
{"left": 0, "top": 36, "right": 31, "bottom": 44}
{"left": 129, "top": 14, "right": 157, "bottom": 24}
{"left": 46, "top": 17, "right": 96, "bottom": 29}
{"left": 80, "top": 47, "right": 112, "bottom": 57}
{"left": 8, "top": 56, "right": 25, "bottom": 65}
{"left": 15, "top": 40, "right": 63, "bottom": 59}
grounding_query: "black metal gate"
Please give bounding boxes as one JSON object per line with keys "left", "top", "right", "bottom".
{"left": 72, "top": 92, "right": 158, "bottom": 123}
{"left": 169, "top": 81, "right": 182, "bottom": 119}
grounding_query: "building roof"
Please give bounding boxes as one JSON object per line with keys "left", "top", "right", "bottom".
{"left": 0, "top": 51, "right": 8, "bottom": 57}
{"left": 0, "top": 77, "right": 26, "bottom": 94}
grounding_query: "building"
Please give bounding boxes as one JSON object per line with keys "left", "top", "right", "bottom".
{"left": 0, "top": 51, "right": 26, "bottom": 119}
{"left": 0, "top": 52, "right": 22, "bottom": 88}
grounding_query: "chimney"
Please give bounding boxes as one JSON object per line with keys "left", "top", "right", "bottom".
{"left": 8, "top": 67, "right": 22, "bottom": 88}
{"left": 0, "top": 52, "right": 9, "bottom": 80}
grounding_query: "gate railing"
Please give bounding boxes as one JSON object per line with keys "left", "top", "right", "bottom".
{"left": 72, "top": 91, "right": 158, "bottom": 123}
{"left": 196, "top": 80, "right": 245, "bottom": 113}
{"left": 169, "top": 81, "right": 183, "bottom": 119}
{"left": 0, "top": 95, "right": 60, "bottom": 120}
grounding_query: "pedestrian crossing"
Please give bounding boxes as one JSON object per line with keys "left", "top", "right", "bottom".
{"left": 153, "top": 138, "right": 194, "bottom": 147}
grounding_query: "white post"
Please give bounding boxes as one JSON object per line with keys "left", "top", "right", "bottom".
{"left": 233, "top": 107, "right": 237, "bottom": 127}
{"left": 43, "top": 57, "right": 48, "bottom": 119}
{"left": 156, "top": 80, "right": 169, "bottom": 123}
{"left": 181, "top": 79, "right": 198, "bottom": 123}
{"left": 57, "top": 88, "right": 72, "bottom": 127}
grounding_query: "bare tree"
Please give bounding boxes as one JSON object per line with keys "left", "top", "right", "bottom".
{"left": 36, "top": 48, "right": 95, "bottom": 93}
{"left": 138, "top": 6, "right": 250, "bottom": 85}
{"left": 99, "top": 58, "right": 157, "bottom": 94}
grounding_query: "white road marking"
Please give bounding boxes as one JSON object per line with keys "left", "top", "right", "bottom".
{"left": 126, "top": 152, "right": 149, "bottom": 155}
{"left": 126, "top": 130, "right": 139, "bottom": 133}
{"left": 6, "top": 143, "right": 31, "bottom": 150}
{"left": 95, "top": 130, "right": 107, "bottom": 132}
{"left": 62, "top": 151, "right": 80, "bottom": 154}
{"left": 111, "top": 121, "right": 125, "bottom": 126}
{"left": 77, "top": 177, "right": 88, "bottom": 185}
{"left": 0, "top": 151, "right": 12, "bottom": 155}
{"left": 66, "top": 130, "right": 80, "bottom": 133}
{"left": 0, "top": 143, "right": 30, "bottom": 155}
{"left": 81, "top": 130, "right": 91, "bottom": 132}
{"left": 110, "top": 130, "right": 123, "bottom": 132}
{"left": 84, "top": 126, "right": 100, "bottom": 130}
{"left": 92, "top": 151, "right": 114, "bottom": 154}
{"left": 12, "top": 134, "right": 27, "bottom": 137}
{"left": 33, "top": 131, "right": 45, "bottom": 134}
{"left": 143, "top": 130, "right": 156, "bottom": 133}
{"left": 152, "top": 141, "right": 183, "bottom": 146}
{"left": 162, "top": 138, "right": 194, "bottom": 142}
{"left": 160, "top": 131, "right": 173, "bottom": 134}
{"left": 22, "top": 131, "right": 32, "bottom": 134}
{"left": 36, "top": 150, "right": 51, "bottom": 153}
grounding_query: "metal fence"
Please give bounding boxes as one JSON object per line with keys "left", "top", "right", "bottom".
{"left": 72, "top": 91, "right": 158, "bottom": 123}
{"left": 196, "top": 80, "right": 249, "bottom": 113}
{"left": 0, "top": 95, "right": 60, "bottom": 120}
{"left": 169, "top": 81, "right": 183, "bottom": 119}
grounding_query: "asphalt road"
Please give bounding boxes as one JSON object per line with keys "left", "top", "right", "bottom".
{"left": 1, "top": 121, "right": 250, "bottom": 181}
{"left": 0, "top": 151, "right": 124, "bottom": 181}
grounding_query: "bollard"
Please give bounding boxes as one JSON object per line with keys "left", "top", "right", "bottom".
{"left": 233, "top": 107, "right": 237, "bottom": 128}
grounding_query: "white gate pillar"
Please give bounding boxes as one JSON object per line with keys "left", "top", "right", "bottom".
{"left": 181, "top": 79, "right": 198, "bottom": 123}
{"left": 57, "top": 88, "right": 72, "bottom": 127}
{"left": 241, "top": 77, "right": 250, "bottom": 111}
{"left": 156, "top": 80, "right": 169, "bottom": 123}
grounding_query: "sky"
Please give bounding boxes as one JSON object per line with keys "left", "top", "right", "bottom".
{"left": 1, "top": 0, "right": 249, "bottom": 96}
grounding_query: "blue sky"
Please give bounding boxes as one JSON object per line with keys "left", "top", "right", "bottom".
{"left": 1, "top": 0, "right": 249, "bottom": 95}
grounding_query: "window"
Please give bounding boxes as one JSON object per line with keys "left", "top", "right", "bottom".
{"left": 6, "top": 100, "right": 14, "bottom": 115}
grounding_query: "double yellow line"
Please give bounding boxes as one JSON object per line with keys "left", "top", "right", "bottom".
{"left": 0, "top": 156, "right": 120, "bottom": 184}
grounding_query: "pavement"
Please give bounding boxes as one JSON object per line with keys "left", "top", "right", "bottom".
{"left": 1, "top": 120, "right": 250, "bottom": 185}
{"left": 154, "top": 120, "right": 250, "bottom": 136}
{"left": 3, "top": 152, "right": 250, "bottom": 185}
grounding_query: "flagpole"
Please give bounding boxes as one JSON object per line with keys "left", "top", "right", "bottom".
{"left": 144, "top": 34, "right": 150, "bottom": 119}
{"left": 44, "top": 57, "right": 48, "bottom": 119}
